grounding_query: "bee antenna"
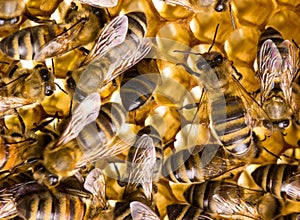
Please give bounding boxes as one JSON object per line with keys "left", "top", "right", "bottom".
{"left": 54, "top": 82, "right": 68, "bottom": 95}
{"left": 208, "top": 23, "right": 220, "bottom": 53}
{"left": 229, "top": 3, "right": 236, "bottom": 30}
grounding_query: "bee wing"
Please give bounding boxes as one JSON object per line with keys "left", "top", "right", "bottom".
{"left": 130, "top": 201, "right": 160, "bottom": 220}
{"left": 280, "top": 40, "right": 298, "bottom": 106}
{"left": 34, "top": 19, "right": 86, "bottom": 61}
{"left": 125, "top": 134, "right": 156, "bottom": 200}
{"left": 0, "top": 96, "right": 34, "bottom": 117}
{"left": 102, "top": 38, "right": 152, "bottom": 85}
{"left": 83, "top": 168, "right": 107, "bottom": 209}
{"left": 213, "top": 184, "right": 260, "bottom": 218}
{"left": 162, "top": 0, "right": 196, "bottom": 10}
{"left": 83, "top": 15, "right": 129, "bottom": 65}
{"left": 57, "top": 92, "right": 100, "bottom": 146}
{"left": 231, "top": 76, "right": 273, "bottom": 135}
{"left": 77, "top": 0, "right": 118, "bottom": 8}
{"left": 258, "top": 39, "right": 282, "bottom": 104}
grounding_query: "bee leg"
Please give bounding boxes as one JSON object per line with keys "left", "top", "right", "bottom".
{"left": 14, "top": 108, "right": 26, "bottom": 134}
{"left": 8, "top": 64, "right": 19, "bottom": 78}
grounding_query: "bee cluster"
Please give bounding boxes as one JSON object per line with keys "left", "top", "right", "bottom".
{"left": 0, "top": 0, "right": 300, "bottom": 219}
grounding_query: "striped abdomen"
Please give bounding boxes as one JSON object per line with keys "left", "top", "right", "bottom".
{"left": 77, "top": 102, "right": 126, "bottom": 150}
{"left": 251, "top": 164, "right": 300, "bottom": 201}
{"left": 162, "top": 144, "right": 244, "bottom": 183}
{"left": 0, "top": 24, "right": 64, "bottom": 60}
{"left": 16, "top": 188, "right": 89, "bottom": 220}
{"left": 167, "top": 204, "right": 214, "bottom": 220}
{"left": 211, "top": 95, "right": 253, "bottom": 157}
{"left": 257, "top": 27, "right": 286, "bottom": 70}
{"left": 183, "top": 180, "right": 260, "bottom": 218}
{"left": 120, "top": 60, "right": 159, "bottom": 112}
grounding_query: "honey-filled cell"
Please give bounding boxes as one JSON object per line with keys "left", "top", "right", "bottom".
{"left": 26, "top": 0, "right": 63, "bottom": 18}
{"left": 53, "top": 49, "right": 87, "bottom": 79}
{"left": 277, "top": 0, "right": 300, "bottom": 6}
{"left": 151, "top": 0, "right": 193, "bottom": 21}
{"left": 234, "top": 65, "right": 259, "bottom": 94}
{"left": 155, "top": 60, "right": 194, "bottom": 107}
{"left": 190, "top": 10, "right": 234, "bottom": 44}
{"left": 145, "top": 105, "right": 182, "bottom": 145}
{"left": 266, "top": 9, "right": 300, "bottom": 45}
{"left": 224, "top": 27, "right": 260, "bottom": 66}
{"left": 156, "top": 21, "right": 193, "bottom": 52}
{"left": 232, "top": 0, "right": 275, "bottom": 26}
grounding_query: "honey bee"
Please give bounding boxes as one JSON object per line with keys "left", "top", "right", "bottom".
{"left": 251, "top": 163, "right": 300, "bottom": 202}
{"left": 182, "top": 180, "right": 279, "bottom": 219}
{"left": 31, "top": 92, "right": 101, "bottom": 187}
{"left": 0, "top": 170, "right": 106, "bottom": 220}
{"left": 0, "top": 23, "right": 66, "bottom": 60}
{"left": 162, "top": 144, "right": 245, "bottom": 183}
{"left": 113, "top": 126, "right": 162, "bottom": 219}
{"left": 34, "top": 96, "right": 135, "bottom": 188}
{"left": 72, "top": 11, "right": 151, "bottom": 103}
{"left": 256, "top": 27, "right": 300, "bottom": 132}
{"left": 0, "top": 2, "right": 107, "bottom": 61}
{"left": 178, "top": 50, "right": 272, "bottom": 161}
{"left": 0, "top": 0, "right": 25, "bottom": 37}
{"left": 120, "top": 125, "right": 163, "bottom": 201}
{"left": 0, "top": 64, "right": 55, "bottom": 117}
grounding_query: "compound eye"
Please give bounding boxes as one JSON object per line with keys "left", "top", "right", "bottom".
{"left": 47, "top": 174, "right": 59, "bottom": 187}
{"left": 278, "top": 120, "right": 290, "bottom": 129}
{"left": 39, "top": 68, "right": 50, "bottom": 81}
{"left": 45, "top": 84, "right": 54, "bottom": 96}
{"left": 214, "top": 54, "right": 223, "bottom": 63}
{"left": 262, "top": 120, "right": 273, "bottom": 130}
{"left": 215, "top": 4, "right": 225, "bottom": 12}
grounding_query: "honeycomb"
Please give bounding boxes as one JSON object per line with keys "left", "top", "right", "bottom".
{"left": 0, "top": 0, "right": 300, "bottom": 219}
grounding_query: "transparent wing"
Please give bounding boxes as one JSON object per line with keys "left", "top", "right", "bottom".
{"left": 102, "top": 38, "right": 152, "bottom": 85}
{"left": 83, "top": 168, "right": 107, "bottom": 209}
{"left": 34, "top": 19, "right": 86, "bottom": 61}
{"left": 0, "top": 96, "right": 34, "bottom": 117}
{"left": 258, "top": 39, "right": 282, "bottom": 104}
{"left": 231, "top": 76, "right": 273, "bottom": 135}
{"left": 124, "top": 134, "right": 156, "bottom": 200}
{"left": 77, "top": 0, "right": 118, "bottom": 8}
{"left": 162, "top": 0, "right": 196, "bottom": 10}
{"left": 82, "top": 15, "right": 129, "bottom": 65}
{"left": 130, "top": 201, "right": 160, "bottom": 220}
{"left": 280, "top": 40, "right": 298, "bottom": 106}
{"left": 57, "top": 92, "right": 100, "bottom": 146}
{"left": 213, "top": 183, "right": 260, "bottom": 218}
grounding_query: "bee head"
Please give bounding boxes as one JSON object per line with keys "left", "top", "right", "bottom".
{"left": 202, "top": 52, "right": 224, "bottom": 68}
{"left": 33, "top": 163, "right": 59, "bottom": 187}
